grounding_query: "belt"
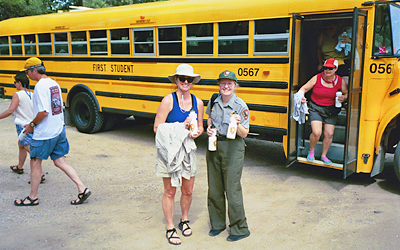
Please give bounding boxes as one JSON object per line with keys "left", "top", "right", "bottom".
{"left": 217, "top": 135, "right": 228, "bottom": 141}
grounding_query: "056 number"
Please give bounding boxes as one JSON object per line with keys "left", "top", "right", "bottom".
{"left": 238, "top": 68, "right": 259, "bottom": 77}
{"left": 370, "top": 63, "right": 393, "bottom": 74}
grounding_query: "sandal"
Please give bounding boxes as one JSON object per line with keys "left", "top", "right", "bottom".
{"left": 10, "top": 165, "right": 24, "bottom": 174}
{"left": 166, "top": 228, "right": 181, "bottom": 245}
{"left": 14, "top": 196, "right": 39, "bottom": 206}
{"left": 178, "top": 219, "right": 192, "bottom": 237}
{"left": 70, "top": 188, "right": 91, "bottom": 205}
{"left": 28, "top": 174, "right": 46, "bottom": 184}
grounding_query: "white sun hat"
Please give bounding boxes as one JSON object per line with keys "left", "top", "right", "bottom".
{"left": 168, "top": 64, "right": 201, "bottom": 84}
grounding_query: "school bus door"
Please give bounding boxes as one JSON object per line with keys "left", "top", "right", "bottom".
{"left": 287, "top": 13, "right": 303, "bottom": 167}
{"left": 343, "top": 9, "right": 367, "bottom": 178}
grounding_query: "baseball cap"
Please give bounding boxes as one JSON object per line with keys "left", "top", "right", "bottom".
{"left": 217, "top": 70, "right": 237, "bottom": 82}
{"left": 323, "top": 58, "right": 338, "bottom": 68}
{"left": 20, "top": 57, "right": 42, "bottom": 71}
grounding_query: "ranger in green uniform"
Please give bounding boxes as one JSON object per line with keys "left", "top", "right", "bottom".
{"left": 205, "top": 70, "right": 250, "bottom": 242}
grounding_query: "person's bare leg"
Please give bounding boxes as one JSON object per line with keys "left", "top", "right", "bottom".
{"left": 180, "top": 177, "right": 195, "bottom": 235}
{"left": 14, "top": 158, "right": 42, "bottom": 205}
{"left": 53, "top": 156, "right": 88, "bottom": 198}
{"left": 310, "top": 121, "right": 323, "bottom": 152}
{"left": 17, "top": 141, "right": 27, "bottom": 170}
{"left": 162, "top": 177, "right": 181, "bottom": 244}
{"left": 321, "top": 124, "right": 335, "bottom": 158}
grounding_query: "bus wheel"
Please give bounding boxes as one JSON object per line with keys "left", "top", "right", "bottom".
{"left": 70, "top": 92, "right": 103, "bottom": 133}
{"left": 395, "top": 142, "right": 400, "bottom": 181}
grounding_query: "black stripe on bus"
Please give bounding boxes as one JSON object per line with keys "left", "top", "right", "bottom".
{"left": 0, "top": 70, "right": 288, "bottom": 89}
{"left": 97, "top": 91, "right": 287, "bottom": 113}
{"left": 0, "top": 56, "right": 289, "bottom": 64}
{"left": 0, "top": 82, "right": 68, "bottom": 93}
{"left": 101, "top": 107, "right": 287, "bottom": 137}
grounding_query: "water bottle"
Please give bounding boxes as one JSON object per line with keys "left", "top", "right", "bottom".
{"left": 226, "top": 115, "right": 237, "bottom": 139}
{"left": 340, "top": 32, "right": 347, "bottom": 47}
{"left": 188, "top": 109, "right": 198, "bottom": 136}
{"left": 18, "top": 128, "right": 27, "bottom": 141}
{"left": 208, "top": 126, "right": 217, "bottom": 151}
{"left": 335, "top": 91, "right": 343, "bottom": 108}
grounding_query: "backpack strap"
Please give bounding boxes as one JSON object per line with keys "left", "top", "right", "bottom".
{"left": 210, "top": 93, "right": 220, "bottom": 109}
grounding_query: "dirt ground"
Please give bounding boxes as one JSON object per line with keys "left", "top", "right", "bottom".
{"left": 1, "top": 98, "right": 400, "bottom": 250}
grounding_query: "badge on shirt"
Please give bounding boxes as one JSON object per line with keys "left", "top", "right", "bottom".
{"left": 242, "top": 109, "right": 249, "bottom": 120}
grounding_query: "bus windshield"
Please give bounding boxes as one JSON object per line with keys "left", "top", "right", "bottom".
{"left": 373, "top": 3, "right": 400, "bottom": 56}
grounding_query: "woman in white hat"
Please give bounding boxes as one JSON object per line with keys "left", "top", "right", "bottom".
{"left": 154, "top": 64, "right": 204, "bottom": 245}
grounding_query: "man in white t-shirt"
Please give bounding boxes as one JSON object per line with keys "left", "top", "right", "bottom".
{"left": 14, "top": 57, "right": 91, "bottom": 206}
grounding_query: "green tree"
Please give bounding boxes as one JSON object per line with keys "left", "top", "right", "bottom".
{"left": 0, "top": 0, "right": 48, "bottom": 21}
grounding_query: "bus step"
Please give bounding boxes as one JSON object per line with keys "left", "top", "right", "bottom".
{"left": 299, "top": 141, "right": 351, "bottom": 163}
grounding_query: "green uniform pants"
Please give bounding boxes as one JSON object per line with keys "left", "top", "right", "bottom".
{"left": 206, "top": 136, "right": 249, "bottom": 236}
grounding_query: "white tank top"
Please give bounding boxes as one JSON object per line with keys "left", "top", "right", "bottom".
{"left": 14, "top": 90, "right": 33, "bottom": 126}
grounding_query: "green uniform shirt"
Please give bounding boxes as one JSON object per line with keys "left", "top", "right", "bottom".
{"left": 206, "top": 93, "right": 249, "bottom": 136}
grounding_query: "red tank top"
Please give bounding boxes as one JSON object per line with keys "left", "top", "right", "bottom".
{"left": 311, "top": 73, "right": 342, "bottom": 106}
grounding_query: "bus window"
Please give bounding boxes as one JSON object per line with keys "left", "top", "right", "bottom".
{"left": 373, "top": 4, "right": 393, "bottom": 56}
{"left": 390, "top": 3, "right": 400, "bottom": 55}
{"left": 158, "top": 26, "right": 182, "bottom": 56}
{"left": 186, "top": 23, "right": 213, "bottom": 56}
{"left": 218, "top": 21, "right": 248, "bottom": 55}
{"left": 133, "top": 28, "right": 154, "bottom": 56}
{"left": 0, "top": 36, "right": 9, "bottom": 56}
{"left": 24, "top": 34, "right": 36, "bottom": 56}
{"left": 254, "top": 18, "right": 290, "bottom": 56}
{"left": 90, "top": 30, "right": 107, "bottom": 56}
{"left": 71, "top": 31, "right": 87, "bottom": 56}
{"left": 11, "top": 35, "right": 22, "bottom": 56}
{"left": 110, "top": 28, "right": 130, "bottom": 56}
{"left": 38, "top": 33, "right": 52, "bottom": 56}
{"left": 54, "top": 33, "right": 69, "bottom": 56}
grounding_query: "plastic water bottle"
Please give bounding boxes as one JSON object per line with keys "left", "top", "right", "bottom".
{"left": 335, "top": 91, "right": 343, "bottom": 108}
{"left": 189, "top": 109, "right": 198, "bottom": 136}
{"left": 340, "top": 32, "right": 347, "bottom": 47}
{"left": 208, "top": 126, "right": 217, "bottom": 151}
{"left": 226, "top": 115, "right": 237, "bottom": 139}
{"left": 18, "top": 128, "right": 27, "bottom": 141}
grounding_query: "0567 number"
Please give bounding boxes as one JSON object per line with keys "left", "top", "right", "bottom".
{"left": 370, "top": 63, "right": 393, "bottom": 74}
{"left": 238, "top": 68, "right": 259, "bottom": 77}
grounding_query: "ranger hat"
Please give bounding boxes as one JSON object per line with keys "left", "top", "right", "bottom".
{"left": 217, "top": 70, "right": 237, "bottom": 82}
{"left": 20, "top": 57, "right": 42, "bottom": 71}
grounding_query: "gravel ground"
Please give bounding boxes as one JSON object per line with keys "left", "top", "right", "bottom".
{"left": 1, "top": 98, "right": 400, "bottom": 250}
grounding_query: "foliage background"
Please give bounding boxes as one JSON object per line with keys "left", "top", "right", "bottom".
{"left": 0, "top": 0, "right": 163, "bottom": 21}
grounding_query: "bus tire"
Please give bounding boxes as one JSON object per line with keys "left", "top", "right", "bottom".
{"left": 394, "top": 141, "right": 400, "bottom": 182}
{"left": 70, "top": 92, "right": 103, "bottom": 133}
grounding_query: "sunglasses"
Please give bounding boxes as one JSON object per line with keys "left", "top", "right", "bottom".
{"left": 323, "top": 67, "right": 335, "bottom": 70}
{"left": 14, "top": 81, "right": 17, "bottom": 84}
{"left": 178, "top": 76, "right": 194, "bottom": 83}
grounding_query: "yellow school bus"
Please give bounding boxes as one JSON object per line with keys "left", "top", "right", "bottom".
{"left": 0, "top": 0, "right": 399, "bottom": 180}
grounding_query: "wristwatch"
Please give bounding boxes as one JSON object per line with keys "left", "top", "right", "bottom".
{"left": 30, "top": 122, "right": 36, "bottom": 128}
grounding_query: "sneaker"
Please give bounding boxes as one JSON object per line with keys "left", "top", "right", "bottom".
{"left": 307, "top": 151, "right": 314, "bottom": 162}
{"left": 227, "top": 231, "right": 250, "bottom": 242}
{"left": 321, "top": 157, "right": 332, "bottom": 165}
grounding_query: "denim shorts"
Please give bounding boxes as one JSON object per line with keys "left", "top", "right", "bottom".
{"left": 16, "top": 124, "right": 33, "bottom": 146}
{"left": 30, "top": 127, "right": 70, "bottom": 160}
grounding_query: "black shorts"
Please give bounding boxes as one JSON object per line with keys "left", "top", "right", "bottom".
{"left": 308, "top": 101, "right": 338, "bottom": 125}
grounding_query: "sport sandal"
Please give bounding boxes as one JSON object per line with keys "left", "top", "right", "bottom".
{"left": 178, "top": 219, "right": 192, "bottom": 237}
{"left": 71, "top": 188, "right": 91, "bottom": 205}
{"left": 10, "top": 165, "right": 24, "bottom": 174}
{"left": 14, "top": 196, "right": 39, "bottom": 206}
{"left": 166, "top": 228, "right": 181, "bottom": 245}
